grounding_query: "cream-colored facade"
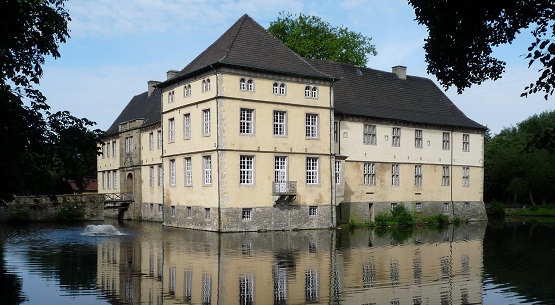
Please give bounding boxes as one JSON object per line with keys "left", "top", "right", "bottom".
{"left": 97, "top": 14, "right": 486, "bottom": 231}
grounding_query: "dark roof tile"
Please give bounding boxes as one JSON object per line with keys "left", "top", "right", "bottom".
{"left": 104, "top": 88, "right": 161, "bottom": 136}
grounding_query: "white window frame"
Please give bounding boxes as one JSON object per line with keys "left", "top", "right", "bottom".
{"left": 363, "top": 162, "right": 376, "bottom": 185}
{"left": 203, "top": 109, "right": 211, "bottom": 136}
{"left": 112, "top": 141, "right": 117, "bottom": 158}
{"left": 149, "top": 132, "right": 154, "bottom": 151}
{"left": 239, "top": 108, "right": 254, "bottom": 135}
{"left": 444, "top": 202, "right": 450, "bottom": 212}
{"left": 442, "top": 132, "right": 450, "bottom": 150}
{"left": 239, "top": 155, "right": 254, "bottom": 185}
{"left": 363, "top": 124, "right": 377, "bottom": 145}
{"left": 309, "top": 206, "right": 318, "bottom": 217}
{"left": 279, "top": 83, "right": 286, "bottom": 95}
{"left": 391, "top": 164, "right": 400, "bottom": 186}
{"left": 106, "top": 143, "right": 110, "bottom": 158}
{"left": 442, "top": 165, "right": 450, "bottom": 186}
{"left": 311, "top": 86, "right": 318, "bottom": 98}
{"left": 169, "top": 159, "right": 176, "bottom": 186}
{"left": 168, "top": 118, "right": 175, "bottom": 143}
{"left": 106, "top": 171, "right": 110, "bottom": 189}
{"left": 416, "top": 202, "right": 422, "bottom": 212}
{"left": 415, "top": 164, "right": 422, "bottom": 187}
{"left": 335, "top": 161, "right": 341, "bottom": 184}
{"left": 183, "top": 113, "right": 191, "bottom": 139}
{"left": 203, "top": 156, "right": 212, "bottom": 185}
{"left": 240, "top": 78, "right": 246, "bottom": 91}
{"left": 306, "top": 157, "right": 319, "bottom": 185}
{"left": 415, "top": 129, "right": 423, "bottom": 148}
{"left": 149, "top": 166, "right": 155, "bottom": 187}
{"left": 305, "top": 85, "right": 311, "bottom": 97}
{"left": 333, "top": 122, "right": 338, "bottom": 143}
{"left": 247, "top": 79, "right": 254, "bottom": 91}
{"left": 392, "top": 127, "right": 401, "bottom": 147}
{"left": 184, "top": 84, "right": 191, "bottom": 97}
{"left": 272, "top": 82, "right": 279, "bottom": 94}
{"left": 157, "top": 130, "right": 162, "bottom": 149}
{"left": 185, "top": 157, "right": 192, "bottom": 186}
{"left": 168, "top": 90, "right": 175, "bottom": 103}
{"left": 463, "top": 134, "right": 470, "bottom": 152}
{"left": 242, "top": 208, "right": 252, "bottom": 221}
{"left": 273, "top": 111, "right": 286, "bottom": 136}
{"left": 113, "top": 170, "right": 117, "bottom": 189}
{"left": 158, "top": 165, "right": 163, "bottom": 187}
{"left": 305, "top": 113, "right": 319, "bottom": 139}
{"left": 462, "top": 166, "right": 470, "bottom": 187}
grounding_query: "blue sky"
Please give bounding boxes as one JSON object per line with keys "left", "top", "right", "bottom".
{"left": 37, "top": 0, "right": 553, "bottom": 134}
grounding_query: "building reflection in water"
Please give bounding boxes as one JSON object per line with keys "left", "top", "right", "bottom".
{"left": 97, "top": 222, "right": 486, "bottom": 304}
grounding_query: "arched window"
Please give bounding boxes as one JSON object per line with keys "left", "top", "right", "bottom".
{"left": 202, "top": 80, "right": 206, "bottom": 92}
{"left": 279, "top": 83, "right": 286, "bottom": 95}
{"left": 272, "top": 82, "right": 279, "bottom": 94}
{"left": 187, "top": 84, "right": 191, "bottom": 96}
{"left": 311, "top": 86, "right": 318, "bottom": 98}
{"left": 240, "top": 78, "right": 246, "bottom": 91}
{"left": 305, "top": 86, "right": 311, "bottom": 97}
{"left": 247, "top": 79, "right": 254, "bottom": 91}
{"left": 206, "top": 79, "right": 211, "bottom": 91}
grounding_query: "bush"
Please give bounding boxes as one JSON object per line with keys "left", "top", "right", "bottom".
{"left": 490, "top": 201, "right": 506, "bottom": 217}
{"left": 7, "top": 210, "right": 30, "bottom": 223}
{"left": 57, "top": 205, "right": 84, "bottom": 221}
{"left": 374, "top": 213, "right": 389, "bottom": 227}
{"left": 452, "top": 216, "right": 462, "bottom": 226}
{"left": 391, "top": 204, "right": 414, "bottom": 227}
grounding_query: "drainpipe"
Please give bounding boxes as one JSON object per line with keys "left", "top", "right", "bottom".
{"left": 215, "top": 68, "right": 222, "bottom": 232}
{"left": 450, "top": 128, "right": 455, "bottom": 217}
{"left": 329, "top": 81, "right": 335, "bottom": 228}
{"left": 161, "top": 93, "right": 165, "bottom": 225}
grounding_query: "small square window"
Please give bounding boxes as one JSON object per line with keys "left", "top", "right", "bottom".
{"left": 444, "top": 203, "right": 450, "bottom": 212}
{"left": 186, "top": 206, "right": 192, "bottom": 217}
{"left": 309, "top": 206, "right": 318, "bottom": 217}
{"left": 205, "top": 208, "right": 211, "bottom": 220}
{"left": 391, "top": 203, "right": 397, "bottom": 211}
{"left": 464, "top": 202, "right": 470, "bottom": 210}
{"left": 416, "top": 202, "right": 422, "bottom": 212}
{"left": 242, "top": 208, "right": 252, "bottom": 221}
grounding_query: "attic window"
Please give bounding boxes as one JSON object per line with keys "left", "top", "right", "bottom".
{"left": 304, "top": 85, "right": 318, "bottom": 99}
{"left": 273, "top": 82, "right": 286, "bottom": 95}
{"left": 202, "top": 78, "right": 211, "bottom": 92}
{"left": 240, "top": 78, "right": 254, "bottom": 92}
{"left": 355, "top": 68, "right": 363, "bottom": 76}
{"left": 183, "top": 84, "right": 191, "bottom": 97}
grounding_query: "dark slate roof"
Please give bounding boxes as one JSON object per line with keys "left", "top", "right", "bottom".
{"left": 306, "top": 58, "right": 486, "bottom": 130}
{"left": 104, "top": 88, "right": 161, "bottom": 136}
{"left": 160, "top": 14, "right": 332, "bottom": 86}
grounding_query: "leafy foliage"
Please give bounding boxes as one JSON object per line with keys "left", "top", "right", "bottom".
{"left": 409, "top": 0, "right": 555, "bottom": 98}
{"left": 268, "top": 12, "right": 377, "bottom": 66}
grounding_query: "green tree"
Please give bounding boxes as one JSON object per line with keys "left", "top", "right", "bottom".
{"left": 268, "top": 12, "right": 377, "bottom": 66}
{"left": 408, "top": 0, "right": 555, "bottom": 99}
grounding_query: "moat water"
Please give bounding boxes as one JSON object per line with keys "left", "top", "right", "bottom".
{"left": 0, "top": 219, "right": 553, "bottom": 305}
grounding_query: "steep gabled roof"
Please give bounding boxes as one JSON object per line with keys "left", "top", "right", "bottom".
{"left": 306, "top": 58, "right": 486, "bottom": 130}
{"left": 104, "top": 88, "right": 161, "bottom": 136}
{"left": 161, "top": 14, "right": 332, "bottom": 85}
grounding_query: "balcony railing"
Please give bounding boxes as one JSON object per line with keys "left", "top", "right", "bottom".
{"left": 272, "top": 181, "right": 297, "bottom": 195}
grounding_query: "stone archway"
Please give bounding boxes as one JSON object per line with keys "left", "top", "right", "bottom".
{"left": 126, "top": 173, "right": 134, "bottom": 194}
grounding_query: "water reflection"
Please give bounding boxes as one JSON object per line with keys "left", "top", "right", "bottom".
{"left": 96, "top": 222, "right": 486, "bottom": 305}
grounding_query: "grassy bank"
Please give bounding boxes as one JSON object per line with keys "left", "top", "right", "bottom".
{"left": 506, "top": 204, "right": 555, "bottom": 217}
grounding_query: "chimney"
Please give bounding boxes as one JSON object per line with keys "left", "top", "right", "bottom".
{"left": 392, "top": 65, "right": 407, "bottom": 80}
{"left": 166, "top": 69, "right": 179, "bottom": 80}
{"left": 147, "top": 80, "right": 160, "bottom": 97}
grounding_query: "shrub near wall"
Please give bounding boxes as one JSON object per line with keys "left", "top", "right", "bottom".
{"left": 0, "top": 195, "right": 104, "bottom": 222}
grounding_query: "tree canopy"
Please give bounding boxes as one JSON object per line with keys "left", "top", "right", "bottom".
{"left": 409, "top": 0, "right": 555, "bottom": 99}
{"left": 268, "top": 12, "right": 377, "bottom": 66}
{"left": 0, "top": 0, "right": 102, "bottom": 201}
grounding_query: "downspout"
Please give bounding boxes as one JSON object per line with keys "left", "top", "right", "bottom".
{"left": 215, "top": 69, "right": 222, "bottom": 232}
{"left": 330, "top": 81, "right": 335, "bottom": 228}
{"left": 450, "top": 129, "right": 454, "bottom": 217}
{"left": 161, "top": 90, "right": 166, "bottom": 225}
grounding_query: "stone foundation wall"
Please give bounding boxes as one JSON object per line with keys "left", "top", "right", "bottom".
{"left": 338, "top": 201, "right": 487, "bottom": 224}
{"left": 0, "top": 195, "right": 104, "bottom": 222}
{"left": 163, "top": 204, "right": 336, "bottom": 232}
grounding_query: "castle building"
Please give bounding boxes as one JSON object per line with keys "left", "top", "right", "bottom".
{"left": 97, "top": 14, "right": 487, "bottom": 232}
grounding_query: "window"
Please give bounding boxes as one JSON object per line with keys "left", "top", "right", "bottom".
{"left": 305, "top": 270, "right": 319, "bottom": 303}
{"left": 202, "top": 79, "right": 211, "bottom": 92}
{"left": 304, "top": 85, "right": 318, "bottom": 98}
{"left": 333, "top": 122, "right": 338, "bottom": 143}
{"left": 415, "top": 165, "right": 422, "bottom": 186}
{"left": 364, "top": 124, "right": 377, "bottom": 145}
{"left": 113, "top": 171, "right": 117, "bottom": 189}
{"left": 202, "top": 273, "right": 212, "bottom": 304}
{"left": 157, "top": 130, "right": 162, "bottom": 149}
{"left": 184, "top": 270, "right": 192, "bottom": 301}
{"left": 183, "top": 84, "right": 191, "bottom": 97}
{"left": 415, "top": 129, "right": 423, "bottom": 148}
{"left": 205, "top": 208, "right": 211, "bottom": 220}
{"left": 391, "top": 164, "right": 400, "bottom": 186}
{"left": 204, "top": 156, "right": 212, "bottom": 185}
{"left": 463, "top": 134, "right": 470, "bottom": 151}
{"left": 462, "top": 166, "right": 470, "bottom": 187}
{"left": 391, "top": 202, "right": 397, "bottom": 210}
{"left": 112, "top": 141, "right": 116, "bottom": 158}
{"left": 240, "top": 78, "right": 246, "bottom": 90}
{"left": 363, "top": 162, "right": 376, "bottom": 185}
{"left": 106, "top": 143, "right": 110, "bottom": 158}
{"left": 442, "top": 132, "right": 450, "bottom": 150}
{"left": 169, "top": 159, "right": 176, "bottom": 186}
{"left": 464, "top": 202, "right": 470, "bottom": 210}
{"left": 106, "top": 171, "right": 110, "bottom": 189}
{"left": 273, "top": 111, "right": 286, "bottom": 136}
{"left": 125, "top": 136, "right": 133, "bottom": 153}
{"left": 273, "top": 82, "right": 286, "bottom": 95}
{"left": 274, "top": 156, "right": 287, "bottom": 191}
{"left": 306, "top": 157, "right": 319, "bottom": 184}
{"left": 416, "top": 202, "right": 422, "bottom": 212}
{"left": 203, "top": 109, "right": 211, "bottom": 136}
{"left": 335, "top": 161, "right": 341, "bottom": 184}
{"left": 158, "top": 165, "right": 163, "bottom": 186}
{"left": 186, "top": 206, "right": 192, "bottom": 217}
{"left": 168, "top": 90, "right": 175, "bottom": 103}
{"left": 184, "top": 157, "right": 192, "bottom": 186}
{"left": 168, "top": 118, "right": 175, "bottom": 142}
{"left": 247, "top": 79, "right": 254, "bottom": 91}
{"left": 149, "top": 166, "right": 155, "bottom": 187}
{"left": 240, "top": 156, "right": 254, "bottom": 184}
{"left": 242, "top": 208, "right": 252, "bottom": 221}
{"left": 392, "top": 127, "right": 401, "bottom": 147}
{"left": 149, "top": 132, "right": 154, "bottom": 150}
{"left": 309, "top": 206, "right": 318, "bottom": 217}
{"left": 101, "top": 144, "right": 105, "bottom": 159}
{"left": 183, "top": 113, "right": 191, "bottom": 139}
{"left": 442, "top": 165, "right": 450, "bottom": 186}
{"left": 239, "top": 108, "right": 254, "bottom": 135}
{"left": 305, "top": 113, "right": 318, "bottom": 138}
{"left": 171, "top": 206, "right": 176, "bottom": 217}
{"left": 444, "top": 203, "right": 450, "bottom": 212}
{"left": 239, "top": 274, "right": 254, "bottom": 305}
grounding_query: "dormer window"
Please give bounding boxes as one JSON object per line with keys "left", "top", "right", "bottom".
{"left": 202, "top": 78, "right": 211, "bottom": 92}
{"left": 304, "top": 85, "right": 318, "bottom": 98}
